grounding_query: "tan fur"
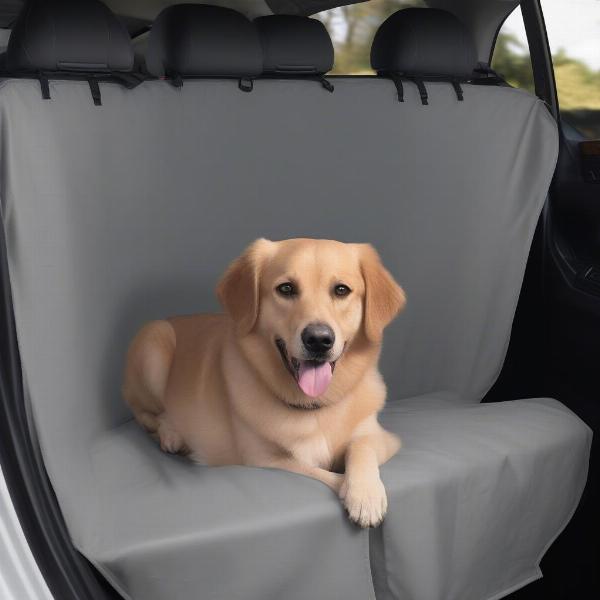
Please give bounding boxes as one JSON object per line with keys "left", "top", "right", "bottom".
{"left": 123, "top": 238, "right": 405, "bottom": 527}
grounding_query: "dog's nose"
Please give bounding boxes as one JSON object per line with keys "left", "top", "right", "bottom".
{"left": 301, "top": 323, "right": 335, "bottom": 354}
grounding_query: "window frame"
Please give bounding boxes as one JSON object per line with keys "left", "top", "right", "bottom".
{"left": 489, "top": 0, "right": 558, "bottom": 118}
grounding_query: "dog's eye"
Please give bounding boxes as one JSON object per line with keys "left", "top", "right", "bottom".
{"left": 276, "top": 282, "right": 297, "bottom": 297}
{"left": 334, "top": 284, "right": 352, "bottom": 297}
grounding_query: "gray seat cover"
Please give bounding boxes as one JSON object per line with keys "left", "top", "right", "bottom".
{"left": 0, "top": 76, "right": 591, "bottom": 599}
{"left": 376, "top": 397, "right": 590, "bottom": 600}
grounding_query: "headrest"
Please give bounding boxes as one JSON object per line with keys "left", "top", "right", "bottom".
{"left": 371, "top": 8, "right": 477, "bottom": 78}
{"left": 6, "top": 0, "right": 133, "bottom": 73}
{"left": 146, "top": 5, "right": 262, "bottom": 79}
{"left": 255, "top": 15, "right": 334, "bottom": 75}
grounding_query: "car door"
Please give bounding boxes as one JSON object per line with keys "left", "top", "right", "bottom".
{"left": 484, "top": 2, "right": 598, "bottom": 598}
{"left": 541, "top": 2, "right": 600, "bottom": 595}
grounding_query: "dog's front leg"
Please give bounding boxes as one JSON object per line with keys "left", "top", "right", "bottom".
{"left": 249, "top": 457, "right": 343, "bottom": 493}
{"left": 340, "top": 419, "right": 400, "bottom": 528}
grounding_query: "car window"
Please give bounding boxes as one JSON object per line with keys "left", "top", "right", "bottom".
{"left": 491, "top": 6, "right": 535, "bottom": 93}
{"left": 315, "top": 0, "right": 425, "bottom": 74}
{"left": 492, "top": 1, "right": 600, "bottom": 139}
{"left": 0, "top": 28, "right": 10, "bottom": 52}
{"left": 542, "top": 0, "right": 600, "bottom": 138}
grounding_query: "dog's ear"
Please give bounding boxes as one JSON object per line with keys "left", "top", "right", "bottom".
{"left": 359, "top": 244, "right": 406, "bottom": 343}
{"left": 217, "top": 239, "right": 274, "bottom": 336}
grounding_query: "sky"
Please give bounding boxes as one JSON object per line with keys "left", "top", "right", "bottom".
{"left": 504, "top": 0, "right": 600, "bottom": 69}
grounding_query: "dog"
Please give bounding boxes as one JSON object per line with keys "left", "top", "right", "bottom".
{"left": 123, "top": 238, "right": 405, "bottom": 527}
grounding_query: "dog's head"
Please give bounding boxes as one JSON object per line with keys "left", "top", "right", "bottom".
{"left": 217, "top": 238, "right": 405, "bottom": 408}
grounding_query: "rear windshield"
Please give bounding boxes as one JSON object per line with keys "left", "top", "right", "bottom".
{"left": 315, "top": 1, "right": 425, "bottom": 74}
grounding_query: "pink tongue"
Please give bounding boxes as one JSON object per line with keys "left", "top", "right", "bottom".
{"left": 297, "top": 361, "right": 333, "bottom": 398}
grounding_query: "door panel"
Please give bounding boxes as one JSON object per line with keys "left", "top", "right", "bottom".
{"left": 538, "top": 1, "right": 599, "bottom": 598}
{"left": 487, "top": 2, "right": 598, "bottom": 598}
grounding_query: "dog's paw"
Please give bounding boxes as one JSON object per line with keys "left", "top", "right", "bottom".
{"left": 339, "top": 476, "right": 388, "bottom": 528}
{"left": 157, "top": 418, "right": 184, "bottom": 454}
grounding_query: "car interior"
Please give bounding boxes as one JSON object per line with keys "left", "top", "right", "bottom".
{"left": 0, "top": 1, "right": 596, "bottom": 599}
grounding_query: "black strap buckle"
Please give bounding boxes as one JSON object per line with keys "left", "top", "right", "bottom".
{"left": 112, "top": 72, "right": 145, "bottom": 90}
{"left": 413, "top": 77, "right": 429, "bottom": 106}
{"left": 451, "top": 79, "right": 464, "bottom": 101}
{"left": 316, "top": 76, "right": 334, "bottom": 93}
{"left": 389, "top": 72, "right": 404, "bottom": 103}
{"left": 168, "top": 72, "right": 183, "bottom": 88}
{"left": 38, "top": 71, "right": 51, "bottom": 100}
{"left": 88, "top": 77, "right": 102, "bottom": 106}
{"left": 238, "top": 77, "right": 254, "bottom": 92}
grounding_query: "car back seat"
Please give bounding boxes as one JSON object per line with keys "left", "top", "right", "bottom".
{"left": 0, "top": 2, "right": 591, "bottom": 600}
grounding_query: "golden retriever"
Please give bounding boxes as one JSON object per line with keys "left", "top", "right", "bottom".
{"left": 123, "top": 238, "right": 405, "bottom": 527}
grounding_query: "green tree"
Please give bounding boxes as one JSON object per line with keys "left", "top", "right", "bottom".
{"left": 491, "top": 33, "right": 534, "bottom": 92}
{"left": 318, "top": 3, "right": 600, "bottom": 138}
{"left": 552, "top": 48, "right": 600, "bottom": 111}
{"left": 317, "top": 1, "right": 424, "bottom": 74}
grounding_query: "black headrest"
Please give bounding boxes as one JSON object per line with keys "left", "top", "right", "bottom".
{"left": 6, "top": 0, "right": 133, "bottom": 73}
{"left": 371, "top": 8, "right": 477, "bottom": 78}
{"left": 146, "top": 4, "right": 262, "bottom": 79}
{"left": 255, "top": 15, "right": 334, "bottom": 75}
